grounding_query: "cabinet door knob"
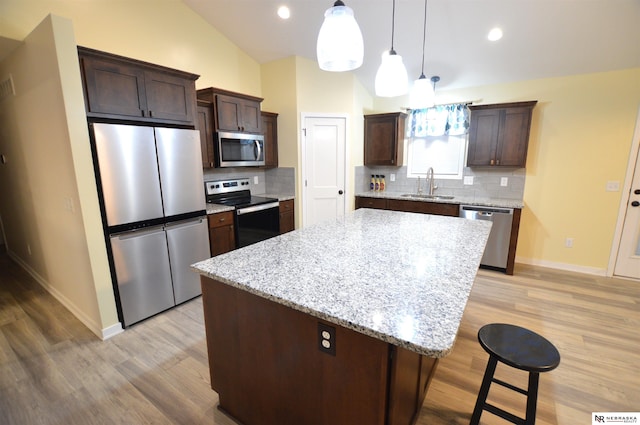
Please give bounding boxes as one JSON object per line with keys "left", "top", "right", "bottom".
{"left": 632, "top": 201, "right": 640, "bottom": 207}
{"left": 634, "top": 189, "right": 640, "bottom": 195}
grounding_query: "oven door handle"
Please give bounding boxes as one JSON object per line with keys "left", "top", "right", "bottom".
{"left": 236, "top": 201, "right": 280, "bottom": 215}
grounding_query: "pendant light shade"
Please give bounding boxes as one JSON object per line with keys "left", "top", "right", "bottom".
{"left": 409, "top": 75, "right": 435, "bottom": 109}
{"left": 375, "top": 0, "right": 409, "bottom": 97}
{"left": 317, "top": 0, "right": 364, "bottom": 72}
{"left": 375, "top": 51, "right": 409, "bottom": 97}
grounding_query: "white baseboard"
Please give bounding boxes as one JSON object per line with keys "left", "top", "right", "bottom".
{"left": 515, "top": 256, "right": 607, "bottom": 276}
{"left": 7, "top": 249, "right": 121, "bottom": 340}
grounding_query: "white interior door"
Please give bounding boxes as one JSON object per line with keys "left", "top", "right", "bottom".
{"left": 302, "top": 115, "right": 346, "bottom": 227}
{"left": 614, "top": 134, "right": 640, "bottom": 279}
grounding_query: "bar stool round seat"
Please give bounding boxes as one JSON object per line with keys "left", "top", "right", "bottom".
{"left": 470, "top": 323, "right": 560, "bottom": 425}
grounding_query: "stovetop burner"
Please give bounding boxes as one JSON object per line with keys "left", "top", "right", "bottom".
{"left": 205, "top": 178, "right": 278, "bottom": 209}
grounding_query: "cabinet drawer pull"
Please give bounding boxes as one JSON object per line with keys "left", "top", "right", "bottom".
{"left": 219, "top": 218, "right": 225, "bottom": 222}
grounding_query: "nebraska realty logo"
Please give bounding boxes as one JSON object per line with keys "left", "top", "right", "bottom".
{"left": 593, "top": 412, "right": 639, "bottom": 424}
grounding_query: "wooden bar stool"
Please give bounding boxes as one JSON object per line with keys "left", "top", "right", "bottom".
{"left": 470, "top": 323, "right": 560, "bottom": 425}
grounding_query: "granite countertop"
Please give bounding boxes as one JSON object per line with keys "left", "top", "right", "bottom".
{"left": 356, "top": 191, "right": 524, "bottom": 209}
{"left": 192, "top": 208, "right": 491, "bottom": 358}
{"left": 206, "top": 194, "right": 295, "bottom": 215}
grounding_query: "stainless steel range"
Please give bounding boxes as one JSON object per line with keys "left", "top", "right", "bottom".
{"left": 205, "top": 178, "right": 280, "bottom": 248}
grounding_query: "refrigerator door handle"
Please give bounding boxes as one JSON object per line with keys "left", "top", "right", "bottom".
{"left": 113, "top": 225, "right": 165, "bottom": 240}
{"left": 165, "top": 216, "right": 207, "bottom": 229}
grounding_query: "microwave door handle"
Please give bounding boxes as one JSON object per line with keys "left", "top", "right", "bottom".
{"left": 254, "top": 139, "right": 262, "bottom": 161}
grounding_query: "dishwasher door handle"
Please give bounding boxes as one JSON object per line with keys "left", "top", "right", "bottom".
{"left": 478, "top": 211, "right": 494, "bottom": 217}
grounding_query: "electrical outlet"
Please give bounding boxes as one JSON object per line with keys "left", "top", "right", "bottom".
{"left": 318, "top": 322, "right": 336, "bottom": 356}
{"left": 565, "top": 238, "right": 574, "bottom": 248}
{"left": 253, "top": 176, "right": 259, "bottom": 184}
{"left": 390, "top": 173, "right": 396, "bottom": 182}
{"left": 500, "top": 177, "right": 509, "bottom": 187}
{"left": 464, "top": 176, "right": 474, "bottom": 185}
{"left": 605, "top": 181, "right": 620, "bottom": 192}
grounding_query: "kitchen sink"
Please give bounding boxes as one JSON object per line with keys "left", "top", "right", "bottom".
{"left": 401, "top": 194, "right": 455, "bottom": 200}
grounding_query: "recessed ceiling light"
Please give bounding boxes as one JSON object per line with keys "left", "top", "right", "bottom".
{"left": 488, "top": 27, "right": 503, "bottom": 41}
{"left": 278, "top": 6, "right": 291, "bottom": 20}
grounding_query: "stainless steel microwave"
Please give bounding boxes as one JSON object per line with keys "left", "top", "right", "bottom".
{"left": 216, "top": 131, "right": 265, "bottom": 167}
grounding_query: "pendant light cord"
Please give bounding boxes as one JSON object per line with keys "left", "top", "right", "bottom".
{"left": 390, "top": 0, "right": 396, "bottom": 53}
{"left": 420, "top": 0, "right": 427, "bottom": 77}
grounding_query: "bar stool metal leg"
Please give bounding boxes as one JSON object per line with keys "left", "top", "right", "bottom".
{"left": 470, "top": 355, "right": 498, "bottom": 425}
{"left": 524, "top": 372, "right": 540, "bottom": 425}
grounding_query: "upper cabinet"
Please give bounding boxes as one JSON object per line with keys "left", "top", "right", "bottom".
{"left": 197, "top": 88, "right": 263, "bottom": 134}
{"left": 197, "top": 100, "right": 215, "bottom": 168}
{"left": 364, "top": 112, "right": 407, "bottom": 166}
{"left": 261, "top": 111, "right": 279, "bottom": 168}
{"left": 467, "top": 101, "right": 537, "bottom": 167}
{"left": 78, "top": 46, "right": 198, "bottom": 126}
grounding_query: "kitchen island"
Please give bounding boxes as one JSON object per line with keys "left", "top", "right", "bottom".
{"left": 192, "top": 209, "right": 492, "bottom": 425}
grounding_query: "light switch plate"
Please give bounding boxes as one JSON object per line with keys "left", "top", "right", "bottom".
{"left": 253, "top": 176, "right": 259, "bottom": 184}
{"left": 500, "top": 177, "right": 509, "bottom": 187}
{"left": 463, "top": 176, "right": 474, "bottom": 185}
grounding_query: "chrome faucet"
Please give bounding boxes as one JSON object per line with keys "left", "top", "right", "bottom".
{"left": 426, "top": 167, "right": 437, "bottom": 195}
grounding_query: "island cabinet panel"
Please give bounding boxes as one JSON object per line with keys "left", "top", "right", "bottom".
{"left": 279, "top": 199, "right": 295, "bottom": 234}
{"left": 207, "top": 211, "right": 235, "bottom": 256}
{"left": 364, "top": 112, "right": 406, "bottom": 166}
{"left": 388, "top": 199, "right": 460, "bottom": 217}
{"left": 201, "top": 276, "right": 439, "bottom": 425}
{"left": 78, "top": 47, "right": 198, "bottom": 125}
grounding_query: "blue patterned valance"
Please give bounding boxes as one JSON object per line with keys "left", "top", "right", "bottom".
{"left": 409, "top": 104, "right": 470, "bottom": 137}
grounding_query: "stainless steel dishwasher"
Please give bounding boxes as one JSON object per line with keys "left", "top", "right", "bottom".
{"left": 459, "top": 205, "right": 514, "bottom": 269}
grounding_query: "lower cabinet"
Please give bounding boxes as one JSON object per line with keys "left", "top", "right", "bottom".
{"left": 355, "top": 196, "right": 520, "bottom": 275}
{"left": 279, "top": 199, "right": 295, "bottom": 234}
{"left": 208, "top": 211, "right": 235, "bottom": 256}
{"left": 355, "top": 197, "right": 458, "bottom": 217}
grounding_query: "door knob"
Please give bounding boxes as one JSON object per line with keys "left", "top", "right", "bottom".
{"left": 338, "top": 190, "right": 344, "bottom": 195}
{"left": 632, "top": 201, "right": 640, "bottom": 207}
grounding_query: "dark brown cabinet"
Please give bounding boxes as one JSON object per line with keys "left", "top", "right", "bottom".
{"left": 197, "top": 88, "right": 263, "bottom": 134}
{"left": 78, "top": 46, "right": 198, "bottom": 125}
{"left": 208, "top": 211, "right": 236, "bottom": 256}
{"left": 262, "top": 111, "right": 279, "bottom": 168}
{"left": 467, "top": 101, "right": 536, "bottom": 167}
{"left": 387, "top": 199, "right": 459, "bottom": 217}
{"left": 279, "top": 199, "right": 295, "bottom": 234}
{"left": 364, "top": 112, "right": 407, "bottom": 166}
{"left": 355, "top": 195, "right": 521, "bottom": 275}
{"left": 355, "top": 197, "right": 388, "bottom": 210}
{"left": 197, "top": 100, "right": 215, "bottom": 168}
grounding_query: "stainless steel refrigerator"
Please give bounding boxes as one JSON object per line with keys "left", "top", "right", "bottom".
{"left": 92, "top": 123, "right": 210, "bottom": 327}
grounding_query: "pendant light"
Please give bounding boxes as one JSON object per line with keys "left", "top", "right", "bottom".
{"left": 375, "top": 0, "right": 409, "bottom": 97}
{"left": 317, "top": 0, "right": 364, "bottom": 72}
{"left": 409, "top": 0, "right": 435, "bottom": 109}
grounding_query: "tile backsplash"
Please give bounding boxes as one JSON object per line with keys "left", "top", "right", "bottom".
{"left": 203, "top": 167, "right": 295, "bottom": 196}
{"left": 356, "top": 166, "right": 525, "bottom": 200}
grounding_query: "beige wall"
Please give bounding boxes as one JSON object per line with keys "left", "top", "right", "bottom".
{"left": 371, "top": 69, "right": 640, "bottom": 273}
{"left": 0, "top": 15, "right": 115, "bottom": 335}
{"left": 0, "top": 0, "right": 262, "bottom": 95}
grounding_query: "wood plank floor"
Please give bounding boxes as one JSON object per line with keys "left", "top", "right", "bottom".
{"left": 1, "top": 248, "right": 638, "bottom": 425}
